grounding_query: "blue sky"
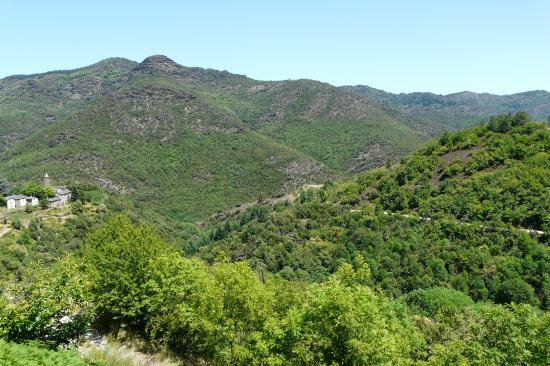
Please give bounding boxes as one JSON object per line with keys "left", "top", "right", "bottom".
{"left": 1, "top": 0, "right": 548, "bottom": 94}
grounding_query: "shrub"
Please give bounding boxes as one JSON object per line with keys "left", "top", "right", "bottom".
{"left": 0, "top": 340, "right": 90, "bottom": 366}
{"left": 495, "top": 278, "right": 540, "bottom": 306}
{"left": 402, "top": 287, "right": 474, "bottom": 317}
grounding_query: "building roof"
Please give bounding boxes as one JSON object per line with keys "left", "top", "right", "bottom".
{"left": 48, "top": 197, "right": 61, "bottom": 202}
{"left": 5, "top": 194, "right": 30, "bottom": 200}
{"left": 56, "top": 188, "right": 71, "bottom": 195}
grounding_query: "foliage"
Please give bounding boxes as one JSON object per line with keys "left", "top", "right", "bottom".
{"left": 82, "top": 215, "right": 171, "bottom": 328}
{"left": 0, "top": 176, "right": 9, "bottom": 196}
{"left": 402, "top": 287, "right": 474, "bottom": 317}
{"left": 277, "top": 273, "right": 423, "bottom": 365}
{"left": 421, "top": 304, "right": 549, "bottom": 365}
{"left": 13, "top": 181, "right": 55, "bottom": 200}
{"left": 0, "top": 215, "right": 548, "bottom": 365}
{"left": 0, "top": 340, "right": 92, "bottom": 366}
{"left": 0, "top": 256, "right": 94, "bottom": 345}
{"left": 196, "top": 120, "right": 550, "bottom": 308}
{"left": 0, "top": 204, "right": 107, "bottom": 280}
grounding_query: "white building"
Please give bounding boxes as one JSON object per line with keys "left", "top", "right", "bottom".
{"left": 5, "top": 195, "right": 39, "bottom": 209}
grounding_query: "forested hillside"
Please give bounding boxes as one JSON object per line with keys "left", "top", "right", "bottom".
{"left": 0, "top": 55, "right": 439, "bottom": 222}
{"left": 343, "top": 84, "right": 550, "bottom": 129}
{"left": 0, "top": 115, "right": 548, "bottom": 365}
{"left": 196, "top": 115, "right": 550, "bottom": 307}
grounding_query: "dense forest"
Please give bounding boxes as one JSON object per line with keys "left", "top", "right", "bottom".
{"left": 0, "top": 113, "right": 548, "bottom": 365}
{"left": 196, "top": 115, "right": 549, "bottom": 306}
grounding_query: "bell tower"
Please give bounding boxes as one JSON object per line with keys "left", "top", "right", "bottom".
{"left": 43, "top": 172, "right": 50, "bottom": 187}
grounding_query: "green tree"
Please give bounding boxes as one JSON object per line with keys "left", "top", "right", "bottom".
{"left": 403, "top": 287, "right": 474, "bottom": 317}
{"left": 425, "top": 304, "right": 549, "bottom": 365}
{"left": 0, "top": 176, "right": 9, "bottom": 196}
{"left": 14, "top": 182, "right": 55, "bottom": 200}
{"left": 0, "top": 256, "right": 93, "bottom": 345}
{"left": 71, "top": 200, "right": 84, "bottom": 215}
{"left": 82, "top": 215, "right": 171, "bottom": 330}
{"left": 495, "top": 277, "right": 540, "bottom": 306}
{"left": 143, "top": 254, "right": 223, "bottom": 359}
{"left": 39, "top": 197, "right": 49, "bottom": 209}
{"left": 280, "top": 271, "right": 423, "bottom": 365}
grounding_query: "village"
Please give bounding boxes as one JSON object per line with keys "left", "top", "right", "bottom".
{"left": 3, "top": 173, "right": 72, "bottom": 210}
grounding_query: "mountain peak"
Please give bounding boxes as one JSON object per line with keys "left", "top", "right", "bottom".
{"left": 136, "top": 55, "right": 182, "bottom": 74}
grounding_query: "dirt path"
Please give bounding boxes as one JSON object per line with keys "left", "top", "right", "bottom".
{"left": 198, "top": 183, "right": 324, "bottom": 227}
{"left": 0, "top": 225, "right": 10, "bottom": 238}
{"left": 80, "top": 331, "right": 181, "bottom": 366}
{"left": 366, "top": 210, "right": 546, "bottom": 237}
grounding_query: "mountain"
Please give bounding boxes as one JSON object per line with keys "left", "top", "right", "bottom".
{"left": 0, "top": 56, "right": 440, "bottom": 221}
{"left": 196, "top": 116, "right": 549, "bottom": 307}
{"left": 342, "top": 85, "right": 550, "bottom": 129}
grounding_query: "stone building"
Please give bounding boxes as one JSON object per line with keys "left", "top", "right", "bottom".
{"left": 5, "top": 195, "right": 39, "bottom": 209}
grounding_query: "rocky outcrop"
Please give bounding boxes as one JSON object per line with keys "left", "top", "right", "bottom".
{"left": 134, "top": 55, "right": 183, "bottom": 76}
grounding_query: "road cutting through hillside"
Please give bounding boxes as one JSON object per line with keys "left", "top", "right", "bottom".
{"left": 348, "top": 208, "right": 546, "bottom": 237}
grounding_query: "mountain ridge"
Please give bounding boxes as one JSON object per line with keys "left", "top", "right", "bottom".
{"left": 0, "top": 55, "right": 433, "bottom": 222}
{"left": 342, "top": 84, "right": 550, "bottom": 129}
{"left": 1, "top": 55, "right": 548, "bottom": 223}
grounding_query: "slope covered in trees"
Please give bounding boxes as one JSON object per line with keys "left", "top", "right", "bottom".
{"left": 1, "top": 215, "right": 548, "bottom": 365}
{"left": 0, "top": 55, "right": 438, "bottom": 222}
{"left": 343, "top": 85, "right": 550, "bottom": 129}
{"left": 195, "top": 115, "right": 550, "bottom": 307}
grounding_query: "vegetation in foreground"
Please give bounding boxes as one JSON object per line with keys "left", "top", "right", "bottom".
{"left": 0, "top": 215, "right": 548, "bottom": 365}
{"left": 0, "top": 114, "right": 548, "bottom": 365}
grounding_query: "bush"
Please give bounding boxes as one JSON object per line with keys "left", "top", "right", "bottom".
{"left": 0, "top": 340, "right": 90, "bottom": 366}
{"left": 11, "top": 220, "right": 21, "bottom": 230}
{"left": 82, "top": 215, "right": 172, "bottom": 330}
{"left": 0, "top": 257, "right": 94, "bottom": 345}
{"left": 495, "top": 278, "right": 540, "bottom": 306}
{"left": 402, "top": 287, "right": 474, "bottom": 317}
{"left": 71, "top": 200, "right": 84, "bottom": 215}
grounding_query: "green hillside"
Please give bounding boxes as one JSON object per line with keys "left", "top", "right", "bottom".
{"left": 343, "top": 84, "right": 550, "bottom": 129}
{"left": 0, "top": 56, "right": 439, "bottom": 222}
{"left": 195, "top": 115, "right": 550, "bottom": 307}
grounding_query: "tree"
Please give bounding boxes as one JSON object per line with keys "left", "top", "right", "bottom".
{"left": 0, "top": 256, "right": 93, "bottom": 345}
{"left": 39, "top": 197, "right": 49, "bottom": 209}
{"left": 495, "top": 278, "right": 540, "bottom": 306}
{"left": 0, "top": 176, "right": 9, "bottom": 196}
{"left": 14, "top": 182, "right": 55, "bottom": 200}
{"left": 512, "top": 111, "right": 529, "bottom": 126}
{"left": 425, "top": 304, "right": 549, "bottom": 365}
{"left": 403, "top": 287, "right": 474, "bottom": 317}
{"left": 71, "top": 200, "right": 84, "bottom": 215}
{"left": 280, "top": 270, "right": 423, "bottom": 365}
{"left": 82, "top": 215, "right": 172, "bottom": 330}
{"left": 143, "top": 255, "right": 223, "bottom": 359}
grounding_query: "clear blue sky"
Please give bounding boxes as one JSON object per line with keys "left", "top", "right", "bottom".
{"left": 1, "top": 0, "right": 548, "bottom": 94}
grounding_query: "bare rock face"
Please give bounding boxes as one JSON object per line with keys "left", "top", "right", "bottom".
{"left": 48, "top": 133, "right": 77, "bottom": 147}
{"left": 348, "top": 143, "right": 397, "bottom": 172}
{"left": 135, "top": 55, "right": 182, "bottom": 75}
